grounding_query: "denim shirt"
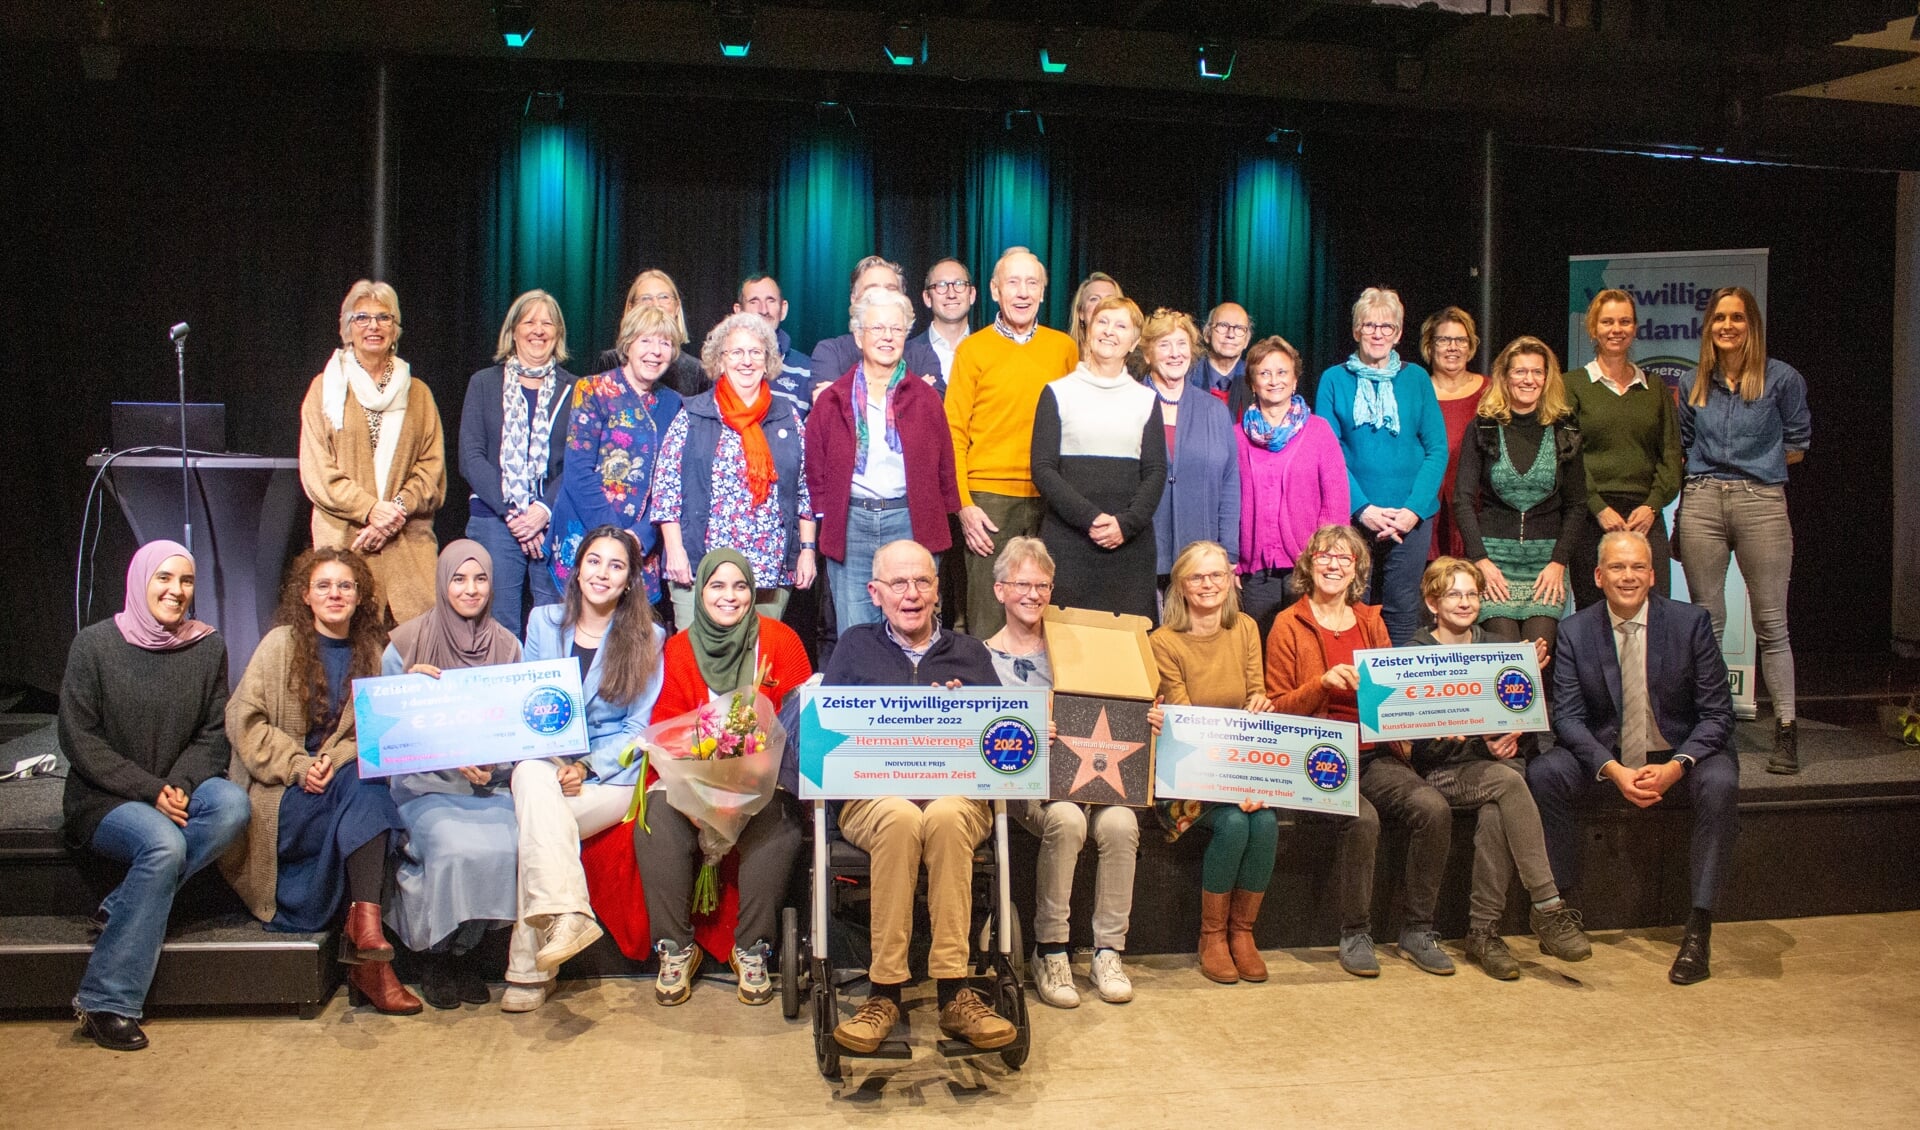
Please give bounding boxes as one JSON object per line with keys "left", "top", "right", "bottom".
{"left": 1679, "top": 357, "right": 1811, "bottom": 484}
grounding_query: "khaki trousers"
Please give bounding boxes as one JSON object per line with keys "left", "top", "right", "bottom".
{"left": 838, "top": 796, "right": 992, "bottom": 984}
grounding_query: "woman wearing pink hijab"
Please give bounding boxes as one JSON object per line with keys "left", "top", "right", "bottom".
{"left": 59, "top": 540, "right": 252, "bottom": 1051}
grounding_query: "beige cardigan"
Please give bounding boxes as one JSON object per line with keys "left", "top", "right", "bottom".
{"left": 218, "top": 625, "right": 360, "bottom": 923}
{"left": 298, "top": 370, "right": 447, "bottom": 624}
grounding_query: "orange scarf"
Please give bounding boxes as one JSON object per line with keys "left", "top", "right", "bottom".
{"left": 715, "top": 378, "right": 776, "bottom": 506}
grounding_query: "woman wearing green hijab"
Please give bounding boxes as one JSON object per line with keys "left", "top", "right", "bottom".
{"left": 633, "top": 549, "right": 813, "bottom": 1007}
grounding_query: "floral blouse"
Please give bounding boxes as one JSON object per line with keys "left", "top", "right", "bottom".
{"left": 546, "top": 371, "right": 681, "bottom": 601}
{"left": 649, "top": 411, "right": 812, "bottom": 588}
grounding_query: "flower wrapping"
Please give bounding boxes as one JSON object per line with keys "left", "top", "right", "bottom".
{"left": 619, "top": 689, "right": 787, "bottom": 913}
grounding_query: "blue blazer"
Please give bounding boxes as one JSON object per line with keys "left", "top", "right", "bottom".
{"left": 1549, "top": 593, "right": 1734, "bottom": 778}
{"left": 458, "top": 364, "right": 575, "bottom": 518}
{"left": 522, "top": 605, "right": 667, "bottom": 785}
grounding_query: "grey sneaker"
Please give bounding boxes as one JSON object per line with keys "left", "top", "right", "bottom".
{"left": 1338, "top": 932, "right": 1380, "bottom": 977}
{"left": 1531, "top": 903, "right": 1594, "bottom": 962}
{"left": 653, "top": 939, "right": 703, "bottom": 1006}
{"left": 1031, "top": 948, "right": 1080, "bottom": 1009}
{"left": 1464, "top": 927, "right": 1520, "bottom": 981}
{"left": 1397, "top": 926, "right": 1456, "bottom": 975}
{"left": 730, "top": 942, "right": 773, "bottom": 1005}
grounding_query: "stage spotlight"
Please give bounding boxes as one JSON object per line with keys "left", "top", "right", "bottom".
{"left": 496, "top": 2, "right": 535, "bottom": 49}
{"left": 523, "top": 89, "right": 565, "bottom": 123}
{"left": 882, "top": 17, "right": 927, "bottom": 67}
{"left": 715, "top": 0, "right": 753, "bottom": 58}
{"left": 1195, "top": 39, "right": 1235, "bottom": 81}
{"left": 1003, "top": 108, "right": 1045, "bottom": 136}
{"left": 1039, "top": 26, "right": 1080, "bottom": 74}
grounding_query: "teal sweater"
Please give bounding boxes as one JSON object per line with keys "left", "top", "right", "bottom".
{"left": 1314, "top": 360, "right": 1449, "bottom": 518}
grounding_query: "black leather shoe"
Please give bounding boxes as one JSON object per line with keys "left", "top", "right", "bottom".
{"left": 1669, "top": 929, "right": 1712, "bottom": 985}
{"left": 453, "top": 955, "right": 491, "bottom": 1005}
{"left": 75, "top": 1009, "right": 148, "bottom": 1051}
{"left": 420, "top": 954, "right": 462, "bottom": 1010}
{"left": 1767, "top": 720, "right": 1800, "bottom": 775}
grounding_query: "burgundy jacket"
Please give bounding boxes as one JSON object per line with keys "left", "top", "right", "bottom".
{"left": 805, "top": 364, "right": 961, "bottom": 561}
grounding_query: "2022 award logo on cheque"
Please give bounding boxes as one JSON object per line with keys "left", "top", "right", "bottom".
{"left": 351, "top": 659, "right": 589, "bottom": 777}
{"left": 794, "top": 686, "right": 1050, "bottom": 800}
{"left": 1352, "top": 642, "right": 1549, "bottom": 743}
{"left": 1153, "top": 707, "right": 1359, "bottom": 817}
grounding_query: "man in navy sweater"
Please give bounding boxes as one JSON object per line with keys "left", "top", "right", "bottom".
{"left": 822, "top": 539, "right": 1012, "bottom": 1054}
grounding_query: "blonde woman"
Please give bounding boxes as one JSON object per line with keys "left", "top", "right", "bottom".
{"left": 299, "top": 279, "right": 446, "bottom": 623}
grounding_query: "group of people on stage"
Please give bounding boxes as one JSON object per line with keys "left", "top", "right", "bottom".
{"left": 58, "top": 245, "right": 1809, "bottom": 1053}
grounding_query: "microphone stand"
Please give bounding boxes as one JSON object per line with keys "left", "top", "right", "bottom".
{"left": 174, "top": 330, "right": 192, "bottom": 556}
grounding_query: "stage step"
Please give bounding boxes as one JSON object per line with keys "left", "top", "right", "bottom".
{"left": 0, "top": 912, "right": 341, "bottom": 1018}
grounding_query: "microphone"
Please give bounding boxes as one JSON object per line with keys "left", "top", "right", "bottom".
{"left": 169, "top": 322, "right": 190, "bottom": 343}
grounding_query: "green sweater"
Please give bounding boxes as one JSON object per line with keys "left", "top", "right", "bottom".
{"left": 1564, "top": 363, "right": 1682, "bottom": 517}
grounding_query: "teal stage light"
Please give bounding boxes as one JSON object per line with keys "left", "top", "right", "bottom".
{"left": 1039, "top": 27, "right": 1078, "bottom": 74}
{"left": 1039, "top": 49, "right": 1068, "bottom": 74}
{"left": 496, "top": 2, "right": 535, "bottom": 48}
{"left": 1196, "top": 40, "right": 1234, "bottom": 80}
{"left": 716, "top": 2, "right": 753, "bottom": 57}
{"left": 883, "top": 18, "right": 926, "bottom": 67}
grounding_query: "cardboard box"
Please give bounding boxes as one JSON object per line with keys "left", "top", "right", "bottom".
{"left": 1043, "top": 606, "right": 1157, "bottom": 807}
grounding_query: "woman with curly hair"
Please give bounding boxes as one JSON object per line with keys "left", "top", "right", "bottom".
{"left": 221, "top": 547, "right": 417, "bottom": 1013}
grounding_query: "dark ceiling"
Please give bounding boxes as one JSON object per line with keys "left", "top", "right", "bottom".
{"left": 9, "top": 1, "right": 1920, "bottom": 168}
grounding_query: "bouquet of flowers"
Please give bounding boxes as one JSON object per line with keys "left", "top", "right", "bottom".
{"left": 620, "top": 664, "right": 787, "bottom": 914}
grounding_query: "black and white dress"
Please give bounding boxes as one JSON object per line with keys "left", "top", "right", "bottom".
{"left": 1030, "top": 366, "right": 1168, "bottom": 622}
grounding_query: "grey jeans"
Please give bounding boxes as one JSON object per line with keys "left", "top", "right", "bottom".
{"left": 1676, "top": 477, "right": 1795, "bottom": 720}
{"left": 1423, "top": 757, "right": 1558, "bottom": 928}
{"left": 1018, "top": 801, "right": 1140, "bottom": 950}
{"left": 1357, "top": 756, "right": 1452, "bottom": 928}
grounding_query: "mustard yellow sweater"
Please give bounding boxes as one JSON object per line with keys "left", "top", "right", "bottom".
{"left": 943, "top": 326, "right": 1078, "bottom": 504}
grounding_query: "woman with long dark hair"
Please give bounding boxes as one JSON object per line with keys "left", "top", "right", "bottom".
{"left": 223, "top": 547, "right": 416, "bottom": 1013}
{"left": 502, "top": 526, "right": 667, "bottom": 1011}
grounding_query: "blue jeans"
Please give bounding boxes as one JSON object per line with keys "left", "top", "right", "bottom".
{"left": 1358, "top": 518, "right": 1433, "bottom": 645}
{"left": 825, "top": 502, "right": 916, "bottom": 633}
{"left": 467, "top": 511, "right": 560, "bottom": 633}
{"left": 77, "top": 777, "right": 250, "bottom": 1017}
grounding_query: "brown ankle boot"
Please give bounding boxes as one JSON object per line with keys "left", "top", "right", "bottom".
{"left": 347, "top": 960, "right": 423, "bottom": 1015}
{"left": 1198, "top": 890, "right": 1238, "bottom": 983}
{"left": 342, "top": 901, "right": 394, "bottom": 964}
{"left": 1227, "top": 890, "right": 1269, "bottom": 982}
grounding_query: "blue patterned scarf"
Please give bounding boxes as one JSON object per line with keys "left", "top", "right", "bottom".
{"left": 852, "top": 359, "right": 907, "bottom": 474}
{"left": 1346, "top": 350, "right": 1403, "bottom": 435}
{"left": 1241, "top": 396, "right": 1312, "bottom": 453}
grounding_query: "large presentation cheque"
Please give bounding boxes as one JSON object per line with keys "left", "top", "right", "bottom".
{"left": 1153, "top": 706, "right": 1359, "bottom": 817}
{"left": 353, "top": 659, "right": 589, "bottom": 778}
{"left": 795, "top": 686, "right": 1049, "bottom": 800}
{"left": 1354, "top": 643, "right": 1548, "bottom": 744}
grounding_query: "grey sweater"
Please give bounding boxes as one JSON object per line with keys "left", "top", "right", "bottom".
{"left": 59, "top": 620, "right": 231, "bottom": 847}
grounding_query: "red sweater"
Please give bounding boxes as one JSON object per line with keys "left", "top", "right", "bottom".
{"left": 804, "top": 366, "right": 960, "bottom": 560}
{"left": 651, "top": 616, "right": 813, "bottom": 723}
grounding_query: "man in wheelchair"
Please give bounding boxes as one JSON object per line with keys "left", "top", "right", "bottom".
{"left": 821, "top": 539, "right": 1016, "bottom": 1053}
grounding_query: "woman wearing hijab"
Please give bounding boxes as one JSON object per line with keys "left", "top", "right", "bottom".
{"left": 299, "top": 279, "right": 447, "bottom": 624}
{"left": 501, "top": 527, "right": 667, "bottom": 1013}
{"left": 382, "top": 540, "right": 524, "bottom": 1010}
{"left": 61, "top": 541, "right": 251, "bottom": 1050}
{"left": 457, "top": 289, "right": 576, "bottom": 631}
{"left": 1314, "top": 287, "right": 1449, "bottom": 644}
{"left": 632, "top": 549, "right": 812, "bottom": 1008}
{"left": 651, "top": 312, "right": 817, "bottom": 628}
{"left": 222, "top": 547, "right": 417, "bottom": 1014}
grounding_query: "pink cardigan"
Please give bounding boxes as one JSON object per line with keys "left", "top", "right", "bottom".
{"left": 1236, "top": 414, "right": 1350, "bottom": 572}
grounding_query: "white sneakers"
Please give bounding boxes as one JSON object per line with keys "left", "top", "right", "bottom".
{"left": 500, "top": 982, "right": 550, "bottom": 1012}
{"left": 1032, "top": 947, "right": 1133, "bottom": 1007}
{"left": 535, "top": 912, "right": 604, "bottom": 973}
{"left": 1032, "top": 948, "right": 1080, "bottom": 1008}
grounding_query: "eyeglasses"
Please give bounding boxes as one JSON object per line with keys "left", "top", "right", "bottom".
{"left": 1440, "top": 587, "right": 1481, "bottom": 602}
{"left": 633, "top": 291, "right": 675, "bottom": 305}
{"left": 1185, "top": 570, "right": 1231, "bottom": 587}
{"left": 860, "top": 324, "right": 910, "bottom": 339}
{"left": 878, "top": 576, "right": 937, "bottom": 596}
{"left": 1359, "top": 322, "right": 1399, "bottom": 336}
{"left": 998, "top": 580, "right": 1053, "bottom": 597}
{"left": 310, "top": 580, "right": 359, "bottom": 595}
{"left": 1211, "top": 324, "right": 1250, "bottom": 339}
{"left": 721, "top": 347, "right": 767, "bottom": 364}
{"left": 926, "top": 280, "right": 973, "bottom": 295}
{"left": 1508, "top": 365, "right": 1547, "bottom": 379}
{"left": 1433, "top": 335, "right": 1470, "bottom": 348}
{"left": 347, "top": 312, "right": 396, "bottom": 327}
{"left": 1311, "top": 552, "right": 1356, "bottom": 566}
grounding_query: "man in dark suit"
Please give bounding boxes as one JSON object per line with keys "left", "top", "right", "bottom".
{"left": 1527, "top": 530, "right": 1738, "bottom": 984}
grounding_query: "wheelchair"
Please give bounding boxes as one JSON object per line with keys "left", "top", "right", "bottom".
{"left": 778, "top": 797, "right": 1030, "bottom": 1080}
